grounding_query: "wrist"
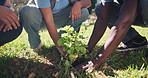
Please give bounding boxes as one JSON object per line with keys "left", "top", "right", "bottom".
{"left": 9, "top": 6, "right": 14, "bottom": 11}
{"left": 75, "top": 1, "right": 82, "bottom": 8}
{"left": 56, "top": 45, "right": 62, "bottom": 50}
{"left": 4, "top": 0, "right": 12, "bottom": 7}
{"left": 56, "top": 45, "right": 67, "bottom": 56}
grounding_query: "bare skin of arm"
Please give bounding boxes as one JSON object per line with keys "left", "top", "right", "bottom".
{"left": 4, "top": 0, "right": 11, "bottom": 6}
{"left": 70, "top": 0, "right": 91, "bottom": 23}
{"left": 87, "top": 2, "right": 112, "bottom": 52}
{"left": 40, "top": 8, "right": 66, "bottom": 57}
{"left": 40, "top": 1, "right": 91, "bottom": 57}
{"left": 0, "top": 0, "right": 20, "bottom": 32}
{"left": 76, "top": 0, "right": 138, "bottom": 72}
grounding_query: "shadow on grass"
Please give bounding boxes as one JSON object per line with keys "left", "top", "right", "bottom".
{"left": 0, "top": 45, "right": 62, "bottom": 78}
{"left": 37, "top": 45, "right": 61, "bottom": 64}
{"left": 0, "top": 45, "right": 147, "bottom": 78}
{"left": 45, "top": 45, "right": 148, "bottom": 77}
{"left": 0, "top": 57, "right": 58, "bottom": 78}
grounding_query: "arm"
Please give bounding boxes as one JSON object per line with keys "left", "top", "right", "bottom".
{"left": 0, "top": 5, "right": 20, "bottom": 32}
{"left": 4, "top": 0, "right": 11, "bottom": 6}
{"left": 76, "top": 0, "right": 138, "bottom": 72}
{"left": 93, "top": 0, "right": 138, "bottom": 69}
{"left": 76, "top": 0, "right": 91, "bottom": 8}
{"left": 75, "top": 2, "right": 112, "bottom": 72}
{"left": 69, "top": 0, "right": 91, "bottom": 23}
{"left": 87, "top": 2, "right": 112, "bottom": 52}
{"left": 40, "top": 8, "right": 66, "bottom": 56}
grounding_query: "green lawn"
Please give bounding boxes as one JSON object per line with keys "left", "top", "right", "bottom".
{"left": 0, "top": 25, "right": 148, "bottom": 78}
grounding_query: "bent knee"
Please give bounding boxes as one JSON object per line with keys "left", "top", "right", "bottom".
{"left": 19, "top": 5, "right": 42, "bottom": 21}
{"left": 81, "top": 8, "right": 89, "bottom": 21}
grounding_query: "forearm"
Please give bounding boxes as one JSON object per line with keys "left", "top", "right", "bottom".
{"left": 4, "top": 0, "right": 11, "bottom": 6}
{"left": 104, "top": 0, "right": 138, "bottom": 52}
{"left": 87, "top": 3, "right": 111, "bottom": 52}
{"left": 40, "top": 9, "right": 58, "bottom": 46}
{"left": 93, "top": 0, "right": 138, "bottom": 68}
{"left": 46, "top": 22, "right": 59, "bottom": 47}
{"left": 40, "top": 8, "right": 66, "bottom": 56}
{"left": 76, "top": 0, "right": 91, "bottom": 8}
{"left": 87, "top": 18, "right": 108, "bottom": 52}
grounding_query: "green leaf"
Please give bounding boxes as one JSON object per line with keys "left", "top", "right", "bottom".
{"left": 79, "top": 47, "right": 87, "bottom": 54}
{"left": 61, "top": 33, "right": 69, "bottom": 37}
{"left": 57, "top": 38, "right": 63, "bottom": 46}
{"left": 84, "top": 54, "right": 90, "bottom": 59}
{"left": 69, "top": 27, "right": 74, "bottom": 32}
{"left": 67, "top": 49, "right": 72, "bottom": 54}
{"left": 65, "top": 60, "right": 70, "bottom": 66}
{"left": 63, "top": 47, "right": 68, "bottom": 52}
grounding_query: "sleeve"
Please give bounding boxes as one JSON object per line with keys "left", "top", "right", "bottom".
{"left": 0, "top": 0, "right": 6, "bottom": 6}
{"left": 101, "top": 0, "right": 112, "bottom": 2}
{"left": 35, "top": 0, "right": 51, "bottom": 8}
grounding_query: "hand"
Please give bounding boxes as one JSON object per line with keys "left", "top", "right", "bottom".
{"left": 69, "top": 2, "right": 82, "bottom": 23}
{"left": 74, "top": 58, "right": 97, "bottom": 73}
{"left": 56, "top": 46, "right": 67, "bottom": 58}
{"left": 0, "top": 6, "right": 20, "bottom": 31}
{"left": 0, "top": 22, "right": 11, "bottom": 32}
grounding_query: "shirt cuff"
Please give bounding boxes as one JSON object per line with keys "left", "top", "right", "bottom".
{"left": 35, "top": 0, "right": 51, "bottom": 8}
{"left": 101, "top": 0, "right": 112, "bottom": 2}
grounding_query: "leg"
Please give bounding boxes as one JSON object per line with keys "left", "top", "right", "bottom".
{"left": 95, "top": 2, "right": 144, "bottom": 44}
{"left": 140, "top": 0, "right": 148, "bottom": 27}
{"left": 53, "top": 6, "right": 89, "bottom": 34}
{"left": 95, "top": 2, "right": 147, "bottom": 51}
{"left": 0, "top": 26, "right": 22, "bottom": 46}
{"left": 19, "top": 4, "right": 45, "bottom": 49}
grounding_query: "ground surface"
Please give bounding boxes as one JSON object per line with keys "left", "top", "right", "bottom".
{"left": 0, "top": 25, "right": 148, "bottom": 78}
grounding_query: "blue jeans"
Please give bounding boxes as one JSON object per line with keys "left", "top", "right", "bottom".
{"left": 19, "top": 4, "right": 89, "bottom": 49}
{"left": 95, "top": 0, "right": 148, "bottom": 44}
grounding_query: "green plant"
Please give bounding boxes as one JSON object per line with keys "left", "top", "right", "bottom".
{"left": 57, "top": 26, "right": 89, "bottom": 78}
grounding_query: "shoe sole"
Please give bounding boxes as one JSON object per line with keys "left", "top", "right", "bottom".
{"left": 116, "top": 44, "right": 148, "bottom": 52}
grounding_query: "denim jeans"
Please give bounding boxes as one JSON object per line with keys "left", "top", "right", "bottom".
{"left": 19, "top": 4, "right": 89, "bottom": 49}
{"left": 95, "top": 0, "right": 148, "bottom": 44}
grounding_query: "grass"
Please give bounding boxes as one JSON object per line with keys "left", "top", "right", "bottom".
{"left": 0, "top": 25, "right": 148, "bottom": 78}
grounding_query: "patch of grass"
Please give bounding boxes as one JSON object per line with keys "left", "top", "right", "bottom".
{"left": 0, "top": 25, "right": 148, "bottom": 78}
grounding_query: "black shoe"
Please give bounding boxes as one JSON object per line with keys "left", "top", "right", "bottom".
{"left": 116, "top": 36, "right": 148, "bottom": 52}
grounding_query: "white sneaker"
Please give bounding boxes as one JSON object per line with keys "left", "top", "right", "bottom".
{"left": 33, "top": 43, "right": 43, "bottom": 52}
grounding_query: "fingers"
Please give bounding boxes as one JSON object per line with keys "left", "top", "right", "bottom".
{"left": 0, "top": 23, "right": 10, "bottom": 32}
{"left": 9, "top": 10, "right": 20, "bottom": 27}
{"left": 71, "top": 13, "right": 81, "bottom": 23}
{"left": 2, "top": 19, "right": 12, "bottom": 30}
{"left": 69, "top": 11, "right": 81, "bottom": 24}
{"left": 1, "top": 9, "right": 20, "bottom": 30}
{"left": 0, "top": 23, "right": 5, "bottom": 31}
{"left": 72, "top": 14, "right": 75, "bottom": 23}
{"left": 74, "top": 64, "right": 85, "bottom": 73}
{"left": 74, "top": 60, "right": 95, "bottom": 73}
{"left": 3, "top": 26, "right": 9, "bottom": 32}
{"left": 69, "top": 11, "right": 75, "bottom": 23}
{"left": 6, "top": 16, "right": 17, "bottom": 29}
{"left": 62, "top": 51, "right": 67, "bottom": 58}
{"left": 7, "top": 10, "right": 20, "bottom": 29}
